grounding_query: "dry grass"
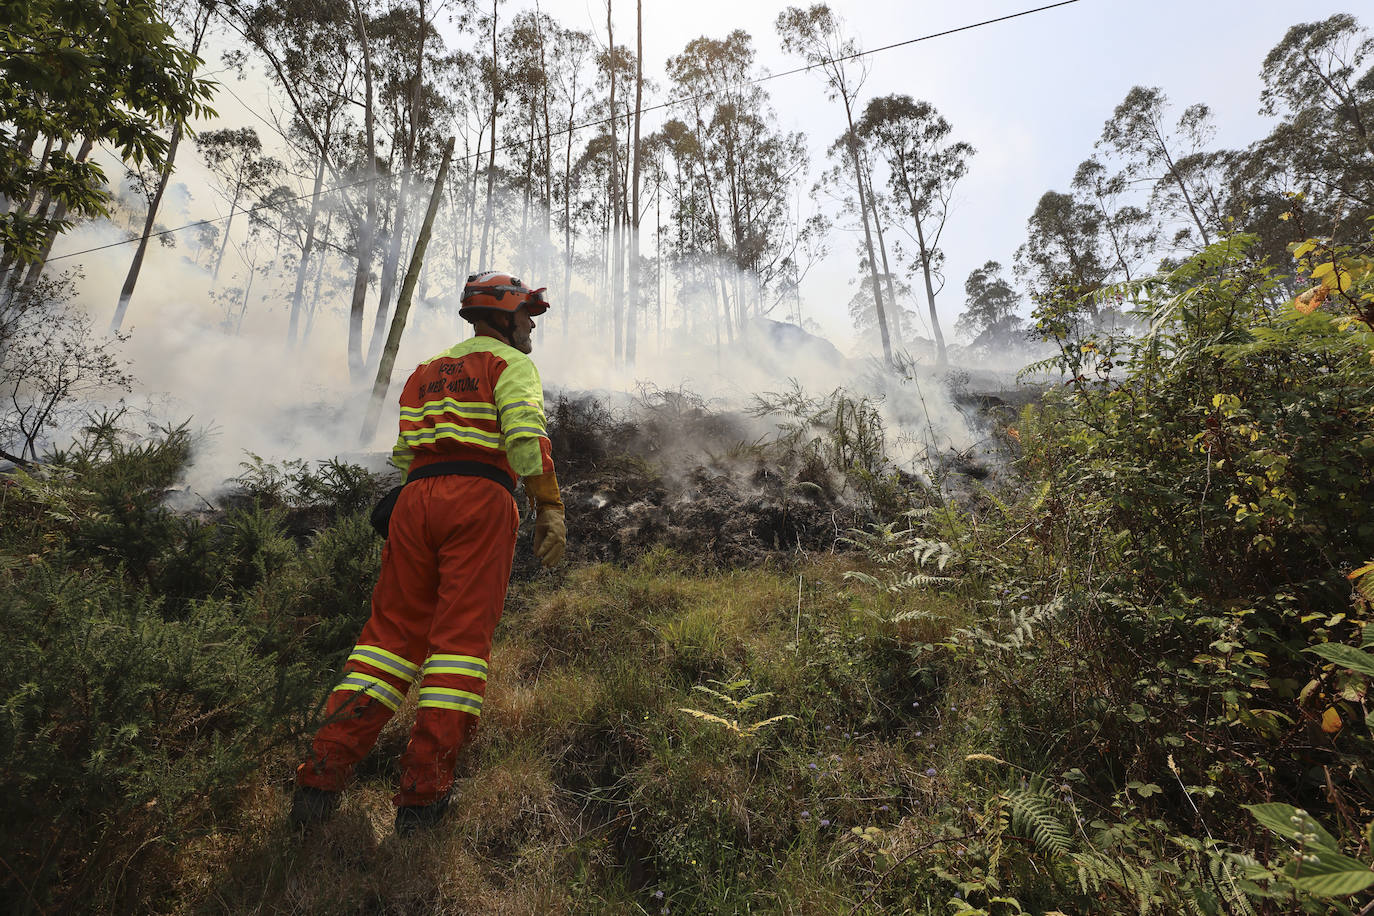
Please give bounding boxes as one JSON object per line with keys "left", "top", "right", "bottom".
{"left": 153, "top": 550, "right": 966, "bottom": 915}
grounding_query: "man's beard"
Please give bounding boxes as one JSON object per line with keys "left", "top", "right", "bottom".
{"left": 511, "top": 328, "right": 533, "bottom": 353}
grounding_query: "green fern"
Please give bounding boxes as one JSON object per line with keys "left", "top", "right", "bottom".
{"left": 1003, "top": 784, "right": 1072, "bottom": 856}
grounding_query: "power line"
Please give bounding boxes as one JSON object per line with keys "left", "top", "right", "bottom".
{"left": 46, "top": 0, "right": 1083, "bottom": 265}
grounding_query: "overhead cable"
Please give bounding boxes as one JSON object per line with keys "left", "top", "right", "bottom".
{"left": 46, "top": 0, "right": 1083, "bottom": 264}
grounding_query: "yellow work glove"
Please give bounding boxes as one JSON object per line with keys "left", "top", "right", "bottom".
{"left": 534, "top": 507, "right": 566, "bottom": 568}
{"left": 524, "top": 470, "right": 565, "bottom": 568}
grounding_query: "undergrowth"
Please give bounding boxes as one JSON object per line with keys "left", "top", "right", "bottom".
{"left": 3, "top": 232, "right": 1374, "bottom": 914}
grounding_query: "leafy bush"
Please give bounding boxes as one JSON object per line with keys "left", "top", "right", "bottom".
{"left": 0, "top": 421, "right": 384, "bottom": 913}
{"left": 835, "top": 232, "right": 1374, "bottom": 913}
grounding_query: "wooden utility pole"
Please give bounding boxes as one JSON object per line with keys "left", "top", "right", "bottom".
{"left": 360, "top": 136, "right": 456, "bottom": 444}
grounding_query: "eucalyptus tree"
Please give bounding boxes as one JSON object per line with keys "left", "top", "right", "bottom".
{"left": 195, "top": 127, "right": 282, "bottom": 286}
{"left": 627, "top": 0, "right": 645, "bottom": 365}
{"left": 362, "top": 0, "right": 457, "bottom": 372}
{"left": 506, "top": 10, "right": 557, "bottom": 282}
{"left": 224, "top": 0, "right": 368, "bottom": 348}
{"left": 814, "top": 144, "right": 901, "bottom": 345}
{"left": 776, "top": 3, "right": 893, "bottom": 366}
{"left": 856, "top": 95, "right": 972, "bottom": 367}
{"left": 1015, "top": 190, "right": 1110, "bottom": 323}
{"left": 1070, "top": 157, "right": 1156, "bottom": 284}
{"left": 956, "top": 260, "right": 1023, "bottom": 357}
{"left": 603, "top": 0, "right": 626, "bottom": 364}
{"left": 476, "top": 0, "right": 503, "bottom": 269}
{"left": 549, "top": 23, "right": 596, "bottom": 332}
{"left": 1098, "top": 86, "right": 1226, "bottom": 252}
{"left": 667, "top": 30, "right": 806, "bottom": 345}
{"left": 1253, "top": 14, "right": 1374, "bottom": 231}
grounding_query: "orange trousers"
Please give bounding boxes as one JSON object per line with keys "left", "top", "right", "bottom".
{"left": 296, "top": 475, "right": 519, "bottom": 806}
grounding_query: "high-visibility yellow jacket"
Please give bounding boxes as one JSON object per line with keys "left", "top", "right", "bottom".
{"left": 390, "top": 335, "right": 555, "bottom": 486}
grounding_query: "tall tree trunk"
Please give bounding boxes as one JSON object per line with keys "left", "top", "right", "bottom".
{"left": 234, "top": 256, "right": 257, "bottom": 334}
{"left": 912, "top": 215, "right": 946, "bottom": 366}
{"left": 347, "top": 0, "right": 378, "bottom": 381}
{"left": 208, "top": 179, "right": 244, "bottom": 286}
{"left": 1152, "top": 126, "right": 1212, "bottom": 247}
{"left": 518, "top": 102, "right": 534, "bottom": 275}
{"left": 606, "top": 0, "right": 622, "bottom": 365}
{"left": 536, "top": 6, "right": 552, "bottom": 287}
{"left": 368, "top": 0, "right": 427, "bottom": 368}
{"left": 561, "top": 81, "right": 578, "bottom": 339}
{"left": 464, "top": 123, "right": 483, "bottom": 276}
{"left": 287, "top": 153, "right": 327, "bottom": 348}
{"left": 361, "top": 136, "right": 455, "bottom": 442}
{"left": 478, "top": 0, "right": 499, "bottom": 267}
{"left": 840, "top": 107, "right": 891, "bottom": 366}
{"left": 305, "top": 213, "right": 333, "bottom": 345}
{"left": 104, "top": 0, "right": 213, "bottom": 330}
{"left": 626, "top": 0, "right": 642, "bottom": 366}
{"left": 110, "top": 126, "right": 184, "bottom": 332}
{"left": 18, "top": 137, "right": 92, "bottom": 295}
{"left": 863, "top": 152, "right": 902, "bottom": 350}
{"left": 367, "top": 171, "right": 411, "bottom": 369}
{"left": 892, "top": 161, "right": 947, "bottom": 364}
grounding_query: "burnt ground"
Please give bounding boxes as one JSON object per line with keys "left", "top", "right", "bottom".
{"left": 508, "top": 390, "right": 875, "bottom": 579}
{"left": 153, "top": 376, "right": 1043, "bottom": 577}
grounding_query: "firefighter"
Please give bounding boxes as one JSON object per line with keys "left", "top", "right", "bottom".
{"left": 291, "top": 271, "right": 566, "bottom": 835}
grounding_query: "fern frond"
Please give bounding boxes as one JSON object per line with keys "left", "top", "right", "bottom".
{"left": 734, "top": 692, "right": 776, "bottom": 712}
{"left": 1004, "top": 787, "right": 1071, "bottom": 856}
{"left": 689, "top": 685, "right": 737, "bottom": 707}
{"left": 743, "top": 714, "right": 797, "bottom": 734}
{"left": 677, "top": 708, "right": 739, "bottom": 733}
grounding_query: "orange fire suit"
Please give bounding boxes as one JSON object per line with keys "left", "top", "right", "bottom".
{"left": 296, "top": 333, "right": 559, "bottom": 806}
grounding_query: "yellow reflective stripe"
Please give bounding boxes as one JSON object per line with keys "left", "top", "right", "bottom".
{"left": 400, "top": 399, "right": 499, "bottom": 421}
{"left": 349, "top": 645, "right": 420, "bottom": 682}
{"left": 501, "top": 403, "right": 547, "bottom": 440}
{"left": 422, "top": 654, "right": 488, "bottom": 680}
{"left": 417, "top": 687, "right": 483, "bottom": 715}
{"left": 497, "top": 399, "right": 541, "bottom": 414}
{"left": 391, "top": 438, "right": 414, "bottom": 474}
{"left": 333, "top": 672, "right": 406, "bottom": 711}
{"left": 400, "top": 423, "right": 502, "bottom": 448}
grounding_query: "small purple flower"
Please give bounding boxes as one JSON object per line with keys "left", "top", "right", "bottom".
{"left": 878, "top": 805, "right": 890, "bottom": 812}
{"left": 914, "top": 730, "right": 923, "bottom": 737}
{"left": 925, "top": 767, "right": 937, "bottom": 777}
{"left": 824, "top": 725, "right": 831, "bottom": 732}
{"left": 843, "top": 732, "right": 851, "bottom": 738}
{"left": 800, "top": 810, "right": 810, "bottom": 818}
{"left": 819, "top": 819, "right": 831, "bottom": 827}
{"left": 654, "top": 890, "right": 664, "bottom": 899}
{"left": 808, "top": 762, "right": 818, "bottom": 770}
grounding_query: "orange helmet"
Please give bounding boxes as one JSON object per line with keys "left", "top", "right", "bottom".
{"left": 459, "top": 271, "right": 550, "bottom": 321}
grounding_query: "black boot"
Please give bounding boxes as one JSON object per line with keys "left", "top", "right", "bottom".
{"left": 394, "top": 790, "right": 452, "bottom": 836}
{"left": 290, "top": 785, "right": 341, "bottom": 829}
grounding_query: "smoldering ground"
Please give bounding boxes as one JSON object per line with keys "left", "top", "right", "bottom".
{"left": 19, "top": 176, "right": 1027, "bottom": 571}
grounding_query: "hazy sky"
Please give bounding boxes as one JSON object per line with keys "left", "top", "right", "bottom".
{"left": 515, "top": 0, "right": 1356, "bottom": 342}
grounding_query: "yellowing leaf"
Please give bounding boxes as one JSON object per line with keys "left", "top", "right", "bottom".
{"left": 1347, "top": 561, "right": 1374, "bottom": 581}
{"left": 1321, "top": 707, "right": 1342, "bottom": 733}
{"left": 1295, "top": 285, "right": 1328, "bottom": 315}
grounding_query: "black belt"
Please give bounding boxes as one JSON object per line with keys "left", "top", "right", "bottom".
{"left": 405, "top": 460, "right": 516, "bottom": 495}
